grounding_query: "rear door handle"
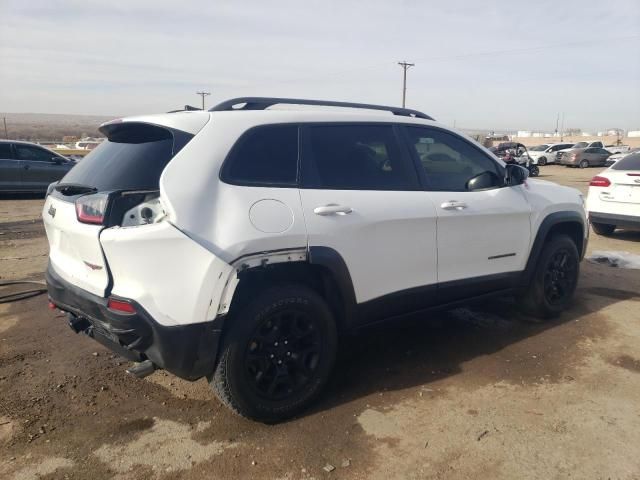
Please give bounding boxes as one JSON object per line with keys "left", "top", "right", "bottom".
{"left": 313, "top": 204, "right": 353, "bottom": 216}
{"left": 441, "top": 200, "right": 467, "bottom": 210}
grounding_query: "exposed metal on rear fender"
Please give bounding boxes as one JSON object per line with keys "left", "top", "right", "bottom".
{"left": 212, "top": 248, "right": 308, "bottom": 317}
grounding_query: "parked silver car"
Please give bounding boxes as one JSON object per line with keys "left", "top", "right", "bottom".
{"left": 0, "top": 140, "right": 75, "bottom": 193}
{"left": 558, "top": 147, "right": 611, "bottom": 168}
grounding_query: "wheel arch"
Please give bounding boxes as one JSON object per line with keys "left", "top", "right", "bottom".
{"left": 224, "top": 247, "right": 356, "bottom": 332}
{"left": 522, "top": 211, "right": 586, "bottom": 286}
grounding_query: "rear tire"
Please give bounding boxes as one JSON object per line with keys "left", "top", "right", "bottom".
{"left": 519, "top": 235, "right": 579, "bottom": 320}
{"left": 579, "top": 159, "right": 589, "bottom": 168}
{"left": 529, "top": 165, "right": 540, "bottom": 177}
{"left": 591, "top": 222, "right": 616, "bottom": 236}
{"left": 210, "top": 285, "right": 337, "bottom": 423}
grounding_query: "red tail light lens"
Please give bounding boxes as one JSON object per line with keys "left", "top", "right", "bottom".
{"left": 107, "top": 297, "right": 136, "bottom": 314}
{"left": 589, "top": 176, "right": 611, "bottom": 187}
{"left": 75, "top": 193, "right": 109, "bottom": 224}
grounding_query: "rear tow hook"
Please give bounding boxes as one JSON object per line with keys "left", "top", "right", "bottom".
{"left": 126, "top": 359, "right": 156, "bottom": 379}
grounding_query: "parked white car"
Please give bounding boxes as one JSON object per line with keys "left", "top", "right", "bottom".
{"left": 586, "top": 152, "right": 640, "bottom": 235}
{"left": 43, "top": 97, "right": 588, "bottom": 421}
{"left": 605, "top": 147, "right": 640, "bottom": 167}
{"left": 527, "top": 142, "right": 575, "bottom": 165}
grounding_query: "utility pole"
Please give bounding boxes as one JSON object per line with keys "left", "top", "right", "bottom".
{"left": 560, "top": 112, "right": 565, "bottom": 141}
{"left": 397, "top": 61, "right": 415, "bottom": 108}
{"left": 3, "top": 117, "right": 7, "bottom": 139}
{"left": 196, "top": 91, "right": 211, "bottom": 110}
{"left": 555, "top": 113, "right": 559, "bottom": 137}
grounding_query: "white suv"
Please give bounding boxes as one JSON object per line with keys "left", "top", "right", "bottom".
{"left": 43, "top": 97, "right": 588, "bottom": 421}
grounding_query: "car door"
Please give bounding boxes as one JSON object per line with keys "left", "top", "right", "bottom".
{"left": 596, "top": 148, "right": 611, "bottom": 166}
{"left": 402, "top": 126, "right": 532, "bottom": 302}
{"left": 0, "top": 143, "right": 25, "bottom": 191}
{"left": 299, "top": 123, "right": 439, "bottom": 324}
{"left": 14, "top": 144, "right": 70, "bottom": 191}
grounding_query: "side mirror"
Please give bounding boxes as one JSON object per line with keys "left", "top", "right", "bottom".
{"left": 52, "top": 157, "right": 64, "bottom": 165}
{"left": 466, "top": 171, "right": 501, "bottom": 191}
{"left": 505, "top": 163, "right": 529, "bottom": 186}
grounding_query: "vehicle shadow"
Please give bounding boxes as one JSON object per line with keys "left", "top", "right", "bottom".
{"left": 605, "top": 229, "right": 640, "bottom": 243}
{"left": 309, "top": 276, "right": 638, "bottom": 417}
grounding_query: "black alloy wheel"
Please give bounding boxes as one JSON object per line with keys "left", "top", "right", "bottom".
{"left": 543, "top": 248, "right": 577, "bottom": 305}
{"left": 245, "top": 309, "right": 322, "bottom": 401}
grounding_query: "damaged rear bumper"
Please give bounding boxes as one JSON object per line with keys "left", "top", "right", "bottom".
{"left": 46, "top": 262, "right": 224, "bottom": 380}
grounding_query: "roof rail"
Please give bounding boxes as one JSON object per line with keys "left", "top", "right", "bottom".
{"left": 209, "top": 97, "right": 434, "bottom": 120}
{"left": 167, "top": 105, "right": 202, "bottom": 113}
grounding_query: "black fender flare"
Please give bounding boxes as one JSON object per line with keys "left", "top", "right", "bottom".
{"left": 308, "top": 246, "right": 357, "bottom": 327}
{"left": 521, "top": 211, "right": 586, "bottom": 286}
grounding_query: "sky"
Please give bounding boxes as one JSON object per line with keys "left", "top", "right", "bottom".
{"left": 0, "top": 0, "right": 639, "bottom": 132}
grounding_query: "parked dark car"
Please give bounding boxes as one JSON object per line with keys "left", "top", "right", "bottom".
{"left": 558, "top": 147, "right": 611, "bottom": 168}
{"left": 0, "top": 140, "right": 75, "bottom": 193}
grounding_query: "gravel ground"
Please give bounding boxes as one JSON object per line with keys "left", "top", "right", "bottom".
{"left": 1, "top": 165, "right": 639, "bottom": 479}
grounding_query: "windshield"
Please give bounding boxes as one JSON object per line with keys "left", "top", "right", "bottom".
{"left": 612, "top": 153, "right": 640, "bottom": 171}
{"left": 530, "top": 144, "right": 549, "bottom": 151}
{"left": 573, "top": 142, "right": 588, "bottom": 148}
{"left": 59, "top": 123, "right": 192, "bottom": 191}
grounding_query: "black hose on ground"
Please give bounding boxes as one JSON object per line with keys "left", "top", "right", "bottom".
{"left": 0, "top": 280, "right": 48, "bottom": 304}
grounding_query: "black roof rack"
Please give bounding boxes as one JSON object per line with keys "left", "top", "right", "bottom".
{"left": 167, "top": 105, "right": 202, "bottom": 113}
{"left": 209, "top": 97, "right": 434, "bottom": 120}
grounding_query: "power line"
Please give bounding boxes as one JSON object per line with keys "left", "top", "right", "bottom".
{"left": 196, "top": 91, "right": 211, "bottom": 110}
{"left": 397, "top": 61, "right": 415, "bottom": 108}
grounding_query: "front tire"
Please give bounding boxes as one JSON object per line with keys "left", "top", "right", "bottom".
{"left": 520, "top": 235, "right": 579, "bottom": 319}
{"left": 210, "top": 285, "right": 337, "bottom": 422}
{"left": 529, "top": 165, "right": 540, "bottom": 177}
{"left": 538, "top": 157, "right": 547, "bottom": 166}
{"left": 591, "top": 222, "right": 616, "bottom": 236}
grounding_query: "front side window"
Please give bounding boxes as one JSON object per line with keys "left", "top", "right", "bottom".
{"left": 15, "top": 145, "right": 54, "bottom": 162}
{"left": 530, "top": 144, "right": 549, "bottom": 152}
{"left": 405, "top": 126, "right": 503, "bottom": 192}
{"left": 302, "top": 124, "right": 419, "bottom": 190}
{"left": 222, "top": 125, "right": 298, "bottom": 186}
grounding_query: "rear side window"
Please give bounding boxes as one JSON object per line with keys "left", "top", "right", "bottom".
{"left": 302, "top": 124, "right": 419, "bottom": 190}
{"left": 15, "top": 145, "right": 54, "bottom": 162}
{"left": 0, "top": 144, "right": 13, "bottom": 159}
{"left": 221, "top": 125, "right": 298, "bottom": 186}
{"left": 612, "top": 153, "right": 640, "bottom": 170}
{"left": 60, "top": 123, "right": 192, "bottom": 191}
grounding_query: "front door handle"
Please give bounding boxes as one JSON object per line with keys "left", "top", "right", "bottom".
{"left": 441, "top": 200, "right": 467, "bottom": 210}
{"left": 23, "top": 164, "right": 30, "bottom": 170}
{"left": 313, "top": 204, "right": 353, "bottom": 216}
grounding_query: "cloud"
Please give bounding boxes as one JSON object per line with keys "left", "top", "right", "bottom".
{"left": 1, "top": 0, "right": 638, "bottom": 130}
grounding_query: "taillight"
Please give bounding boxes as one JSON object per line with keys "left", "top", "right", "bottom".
{"left": 75, "top": 193, "right": 109, "bottom": 225}
{"left": 589, "top": 176, "right": 611, "bottom": 187}
{"left": 107, "top": 297, "right": 137, "bottom": 314}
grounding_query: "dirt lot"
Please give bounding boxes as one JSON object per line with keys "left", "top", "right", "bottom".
{"left": 1, "top": 165, "right": 639, "bottom": 480}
